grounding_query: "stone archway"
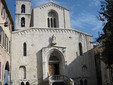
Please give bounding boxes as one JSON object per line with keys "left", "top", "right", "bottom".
{"left": 4, "top": 62, "right": 9, "bottom": 85}
{"left": 48, "top": 55, "right": 60, "bottom": 76}
{"left": 42, "top": 47, "right": 66, "bottom": 79}
{"left": 47, "top": 49, "right": 66, "bottom": 77}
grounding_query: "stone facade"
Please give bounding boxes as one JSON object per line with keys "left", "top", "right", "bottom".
{"left": 0, "top": 0, "right": 14, "bottom": 85}
{"left": 11, "top": 0, "right": 97, "bottom": 85}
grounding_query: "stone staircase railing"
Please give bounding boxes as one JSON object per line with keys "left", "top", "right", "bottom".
{"left": 49, "top": 75, "right": 74, "bottom": 85}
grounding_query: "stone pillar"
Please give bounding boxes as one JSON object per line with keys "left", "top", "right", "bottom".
{"left": 42, "top": 48, "right": 48, "bottom": 79}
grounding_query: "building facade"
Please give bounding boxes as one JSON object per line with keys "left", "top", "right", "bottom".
{"left": 11, "top": 0, "right": 97, "bottom": 85}
{"left": 0, "top": 0, "right": 14, "bottom": 85}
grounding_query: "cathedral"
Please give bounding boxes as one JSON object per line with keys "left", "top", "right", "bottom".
{"left": 10, "top": 0, "right": 97, "bottom": 85}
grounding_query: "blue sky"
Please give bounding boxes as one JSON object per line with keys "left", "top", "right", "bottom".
{"left": 6, "top": 0, "right": 104, "bottom": 41}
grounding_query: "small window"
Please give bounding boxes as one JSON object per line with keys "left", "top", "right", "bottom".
{"left": 21, "top": 82, "right": 24, "bottom": 85}
{"left": 51, "top": 18, "right": 53, "bottom": 27}
{"left": 26, "top": 82, "right": 29, "bottom": 85}
{"left": 19, "top": 66, "right": 26, "bottom": 79}
{"left": 7, "top": 38, "right": 9, "bottom": 52}
{"left": 48, "top": 18, "right": 50, "bottom": 27}
{"left": 21, "top": 17, "right": 25, "bottom": 27}
{"left": 4, "top": 34, "right": 7, "bottom": 49}
{"left": 21, "top": 5, "right": 25, "bottom": 13}
{"left": 0, "top": 27, "right": 3, "bottom": 44}
{"left": 3, "top": 31, "right": 4, "bottom": 47}
{"left": 79, "top": 42, "right": 83, "bottom": 56}
{"left": 84, "top": 79, "right": 87, "bottom": 85}
{"left": 80, "top": 80, "right": 83, "bottom": 85}
{"left": 23, "top": 42, "right": 27, "bottom": 56}
{"left": 54, "top": 18, "right": 56, "bottom": 27}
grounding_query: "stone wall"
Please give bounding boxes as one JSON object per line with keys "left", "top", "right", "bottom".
{"left": 11, "top": 28, "right": 97, "bottom": 85}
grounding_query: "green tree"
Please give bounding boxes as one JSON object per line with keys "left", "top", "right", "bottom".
{"left": 98, "top": 0, "right": 113, "bottom": 67}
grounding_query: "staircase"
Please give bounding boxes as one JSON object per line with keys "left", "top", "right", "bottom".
{"left": 53, "top": 82, "right": 66, "bottom": 85}
{"left": 49, "top": 75, "right": 74, "bottom": 85}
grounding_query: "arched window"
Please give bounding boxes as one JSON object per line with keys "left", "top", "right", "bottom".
{"left": 0, "top": 26, "right": 3, "bottom": 44}
{"left": 80, "top": 80, "right": 83, "bottom": 85}
{"left": 79, "top": 42, "right": 83, "bottom": 56}
{"left": 19, "top": 66, "right": 26, "bottom": 79}
{"left": 51, "top": 18, "right": 53, "bottom": 27}
{"left": 26, "top": 82, "right": 29, "bottom": 85}
{"left": 82, "top": 65, "right": 87, "bottom": 76}
{"left": 23, "top": 43, "right": 27, "bottom": 56}
{"left": 21, "top": 17, "right": 25, "bottom": 27}
{"left": 84, "top": 79, "right": 87, "bottom": 85}
{"left": 21, "top": 5, "right": 25, "bottom": 13}
{"left": 48, "top": 18, "right": 50, "bottom": 27}
{"left": 48, "top": 10, "right": 58, "bottom": 28}
{"left": 54, "top": 18, "right": 56, "bottom": 27}
{"left": 21, "top": 82, "right": 24, "bottom": 85}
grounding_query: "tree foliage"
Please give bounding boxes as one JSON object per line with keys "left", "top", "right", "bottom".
{"left": 98, "top": 0, "right": 113, "bottom": 66}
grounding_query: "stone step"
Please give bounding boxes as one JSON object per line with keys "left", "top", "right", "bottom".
{"left": 52, "top": 82, "right": 66, "bottom": 85}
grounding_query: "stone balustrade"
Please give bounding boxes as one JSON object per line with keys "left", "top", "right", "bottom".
{"left": 49, "top": 75, "right": 74, "bottom": 85}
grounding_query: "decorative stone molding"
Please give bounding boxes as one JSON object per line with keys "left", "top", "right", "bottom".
{"left": 38, "top": 2, "right": 68, "bottom": 11}
{"left": 12, "top": 28, "right": 92, "bottom": 37}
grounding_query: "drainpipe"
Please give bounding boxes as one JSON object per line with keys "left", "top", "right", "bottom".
{"left": 10, "top": 28, "right": 13, "bottom": 85}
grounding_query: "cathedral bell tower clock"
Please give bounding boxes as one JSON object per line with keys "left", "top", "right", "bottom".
{"left": 15, "top": 0, "right": 31, "bottom": 30}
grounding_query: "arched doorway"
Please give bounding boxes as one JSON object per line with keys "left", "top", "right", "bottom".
{"left": 4, "top": 62, "right": 9, "bottom": 85}
{"left": 49, "top": 55, "right": 59, "bottom": 76}
{"left": 48, "top": 50, "right": 64, "bottom": 76}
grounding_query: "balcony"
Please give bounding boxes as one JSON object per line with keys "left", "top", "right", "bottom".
{"left": 49, "top": 75, "right": 74, "bottom": 85}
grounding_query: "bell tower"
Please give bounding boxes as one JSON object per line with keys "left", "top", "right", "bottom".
{"left": 15, "top": 0, "right": 31, "bottom": 30}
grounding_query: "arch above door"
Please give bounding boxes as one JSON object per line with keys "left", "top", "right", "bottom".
{"left": 42, "top": 46, "right": 66, "bottom": 80}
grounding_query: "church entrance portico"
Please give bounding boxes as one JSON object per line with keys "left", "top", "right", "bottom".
{"left": 42, "top": 46, "right": 66, "bottom": 80}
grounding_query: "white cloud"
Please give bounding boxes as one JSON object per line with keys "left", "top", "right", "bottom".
{"left": 31, "top": 0, "right": 50, "bottom": 8}
{"left": 89, "top": 0, "right": 100, "bottom": 6}
{"left": 70, "top": 12, "right": 103, "bottom": 31}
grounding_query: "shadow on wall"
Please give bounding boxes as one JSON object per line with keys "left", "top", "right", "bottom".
{"left": 34, "top": 48, "right": 98, "bottom": 85}
{"left": 67, "top": 49, "right": 97, "bottom": 85}
{"left": 36, "top": 50, "right": 43, "bottom": 85}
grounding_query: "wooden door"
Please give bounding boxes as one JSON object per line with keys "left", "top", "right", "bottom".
{"left": 49, "top": 64, "right": 54, "bottom": 76}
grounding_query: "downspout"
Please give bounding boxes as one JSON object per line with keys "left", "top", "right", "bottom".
{"left": 10, "top": 29, "right": 13, "bottom": 85}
